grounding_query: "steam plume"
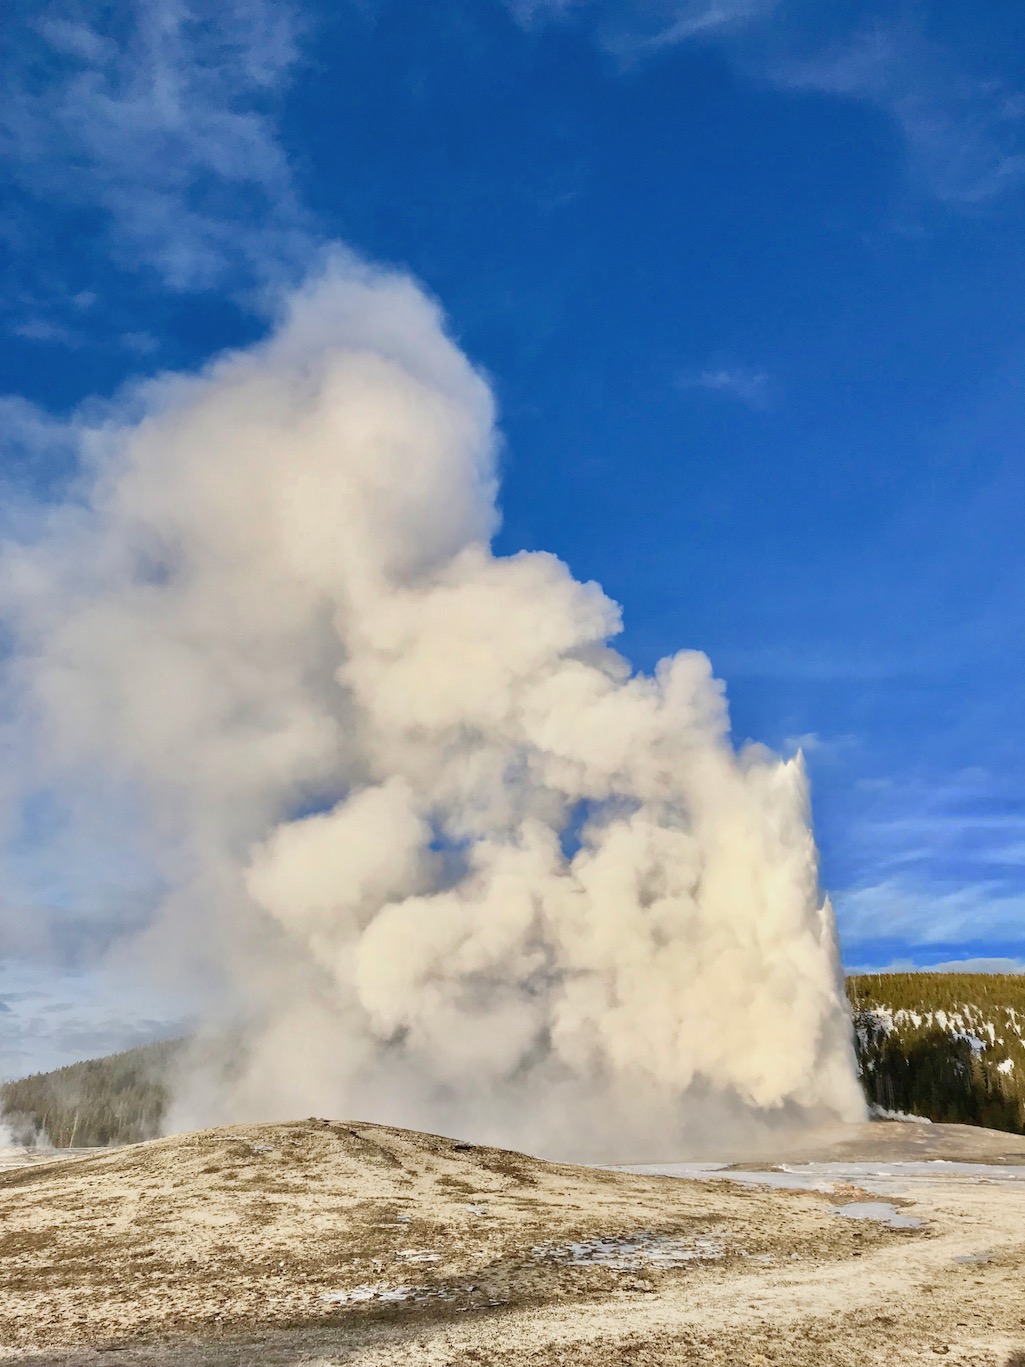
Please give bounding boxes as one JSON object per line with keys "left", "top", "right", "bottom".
{"left": 0, "top": 259, "right": 864, "bottom": 1157}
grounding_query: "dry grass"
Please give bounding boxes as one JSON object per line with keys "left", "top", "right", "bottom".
{"left": 1, "top": 1119, "right": 1024, "bottom": 1366}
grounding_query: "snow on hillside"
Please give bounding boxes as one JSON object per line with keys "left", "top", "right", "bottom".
{"left": 847, "top": 973, "right": 1025, "bottom": 1132}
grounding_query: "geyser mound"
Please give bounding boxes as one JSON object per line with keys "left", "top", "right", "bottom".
{"left": 0, "top": 257, "right": 864, "bottom": 1158}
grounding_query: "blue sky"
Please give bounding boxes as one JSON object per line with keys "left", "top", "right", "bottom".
{"left": 3, "top": 0, "right": 1025, "bottom": 1073}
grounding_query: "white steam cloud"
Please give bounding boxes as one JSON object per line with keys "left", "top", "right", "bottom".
{"left": 0, "top": 259, "right": 864, "bottom": 1158}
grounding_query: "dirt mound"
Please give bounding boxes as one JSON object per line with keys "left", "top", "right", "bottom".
{"left": 0, "top": 1117, "right": 891, "bottom": 1362}
{"left": 2, "top": 1118, "right": 1024, "bottom": 1366}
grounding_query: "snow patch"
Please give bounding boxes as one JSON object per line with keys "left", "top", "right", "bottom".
{"left": 869, "top": 1106, "right": 932, "bottom": 1123}
{"left": 531, "top": 1232, "right": 725, "bottom": 1269}
{"left": 829, "top": 1201, "right": 922, "bottom": 1229}
{"left": 393, "top": 1249, "right": 440, "bottom": 1263}
{"left": 320, "top": 1283, "right": 415, "bottom": 1304}
{"left": 616, "top": 1160, "right": 1025, "bottom": 1197}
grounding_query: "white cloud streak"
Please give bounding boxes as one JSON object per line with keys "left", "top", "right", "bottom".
{"left": 510, "top": 0, "right": 780, "bottom": 53}
{"left": 846, "top": 953, "right": 1025, "bottom": 975}
{"left": 512, "top": 1, "right": 1025, "bottom": 206}
{"left": 775, "top": 24, "right": 1025, "bottom": 207}
{"left": 1, "top": 0, "right": 314, "bottom": 293}
{"left": 834, "top": 769, "right": 1025, "bottom": 953}
{"left": 838, "top": 878, "right": 1025, "bottom": 950}
{"left": 680, "top": 365, "right": 774, "bottom": 410}
{"left": 0, "top": 960, "right": 183, "bottom": 1078}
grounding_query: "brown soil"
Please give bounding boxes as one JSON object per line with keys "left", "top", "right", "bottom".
{"left": 1, "top": 1119, "right": 1023, "bottom": 1365}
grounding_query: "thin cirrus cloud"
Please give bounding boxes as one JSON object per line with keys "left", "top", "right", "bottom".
{"left": 11, "top": 319, "right": 79, "bottom": 347}
{"left": 837, "top": 878, "right": 1025, "bottom": 954}
{"left": 0, "top": 0, "right": 317, "bottom": 298}
{"left": 846, "top": 773, "right": 1025, "bottom": 878}
{"left": 678, "top": 364, "right": 774, "bottom": 410}
{"left": 510, "top": 1, "right": 1025, "bottom": 207}
{"left": 774, "top": 24, "right": 1025, "bottom": 207}
{"left": 832, "top": 769, "right": 1025, "bottom": 961}
{"left": 846, "top": 953, "right": 1025, "bottom": 975}
{"left": 0, "top": 960, "right": 184, "bottom": 1077}
{"left": 508, "top": 0, "right": 780, "bottom": 52}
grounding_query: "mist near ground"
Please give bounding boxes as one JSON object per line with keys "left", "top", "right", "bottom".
{"left": 0, "top": 256, "right": 864, "bottom": 1159}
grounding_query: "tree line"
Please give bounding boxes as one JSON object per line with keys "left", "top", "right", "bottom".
{"left": 1, "top": 1040, "right": 180, "bottom": 1148}
{"left": 847, "top": 973, "right": 1025, "bottom": 1133}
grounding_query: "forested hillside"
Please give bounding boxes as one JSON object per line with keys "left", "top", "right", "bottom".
{"left": 847, "top": 973, "right": 1025, "bottom": 1133}
{"left": 1, "top": 1039, "right": 180, "bottom": 1147}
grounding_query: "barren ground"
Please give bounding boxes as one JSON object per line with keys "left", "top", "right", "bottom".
{"left": 1, "top": 1119, "right": 1024, "bottom": 1366}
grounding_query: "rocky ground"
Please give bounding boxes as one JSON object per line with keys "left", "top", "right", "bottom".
{"left": 1, "top": 1119, "right": 1024, "bottom": 1366}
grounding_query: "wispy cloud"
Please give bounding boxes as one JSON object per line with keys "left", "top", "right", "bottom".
{"left": 608, "top": 0, "right": 780, "bottom": 57}
{"left": 846, "top": 772, "right": 1025, "bottom": 879}
{"left": 928, "top": 956, "right": 1025, "bottom": 974}
{"left": 1, "top": 1, "right": 316, "bottom": 296}
{"left": 679, "top": 364, "right": 774, "bottom": 410}
{"left": 0, "top": 396, "right": 84, "bottom": 504}
{"left": 832, "top": 769, "right": 1025, "bottom": 959}
{"left": 781, "top": 731, "right": 859, "bottom": 761}
{"left": 509, "top": 0, "right": 780, "bottom": 54}
{"left": 11, "top": 319, "right": 79, "bottom": 346}
{"left": 846, "top": 950, "right": 1025, "bottom": 975}
{"left": 775, "top": 24, "right": 1025, "bottom": 206}
{"left": 0, "top": 958, "right": 186, "bottom": 1076}
{"left": 837, "top": 877, "right": 1025, "bottom": 950}
{"left": 512, "top": 2, "right": 1025, "bottom": 207}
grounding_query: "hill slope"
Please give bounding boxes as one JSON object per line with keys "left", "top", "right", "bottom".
{"left": 0, "top": 1117, "right": 973, "bottom": 1365}
{"left": 3, "top": 1118, "right": 1025, "bottom": 1366}
{"left": 847, "top": 972, "right": 1025, "bottom": 1132}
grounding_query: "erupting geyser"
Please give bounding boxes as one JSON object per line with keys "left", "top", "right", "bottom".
{"left": 0, "top": 258, "right": 864, "bottom": 1158}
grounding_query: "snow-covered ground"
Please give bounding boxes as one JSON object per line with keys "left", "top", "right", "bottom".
{"left": 615, "top": 1158, "right": 1025, "bottom": 1196}
{"left": 0, "top": 1146, "right": 53, "bottom": 1171}
{"left": 0, "top": 1145, "right": 90, "bottom": 1172}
